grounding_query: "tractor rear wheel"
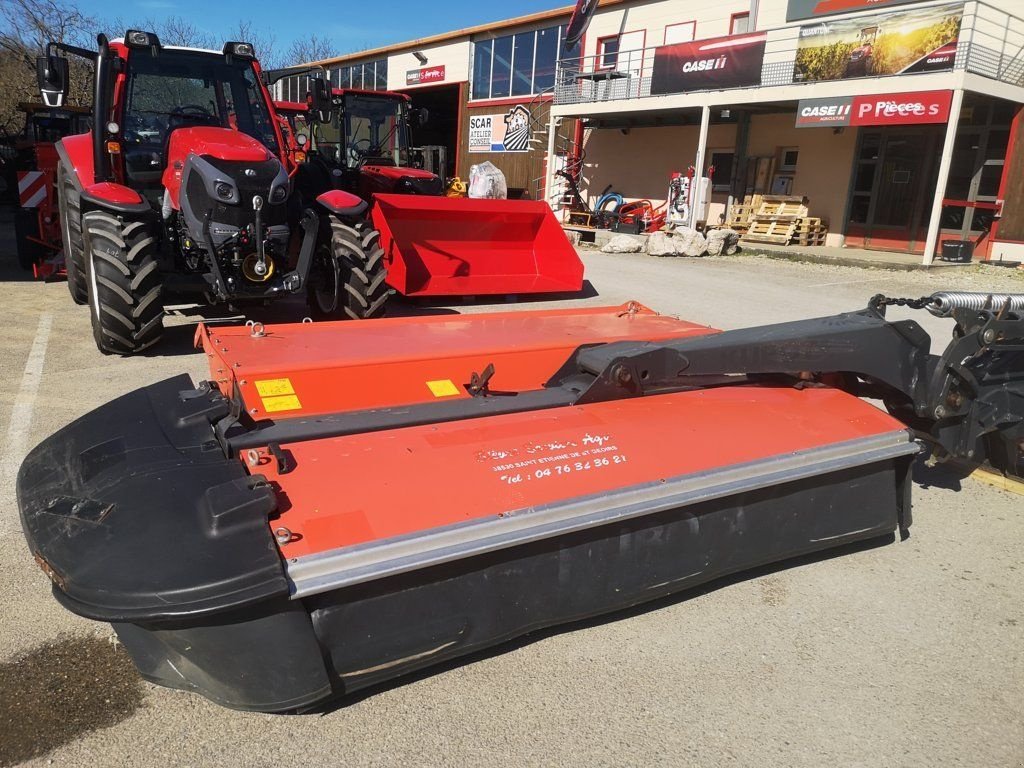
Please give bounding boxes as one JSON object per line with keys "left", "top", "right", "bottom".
{"left": 58, "top": 163, "right": 88, "bottom": 304}
{"left": 307, "top": 216, "right": 389, "bottom": 320}
{"left": 82, "top": 211, "right": 164, "bottom": 355}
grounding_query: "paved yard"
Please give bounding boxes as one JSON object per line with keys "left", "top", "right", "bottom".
{"left": 1, "top": 233, "right": 1022, "bottom": 768}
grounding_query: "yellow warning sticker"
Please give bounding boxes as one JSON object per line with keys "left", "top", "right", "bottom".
{"left": 255, "top": 378, "right": 295, "bottom": 397}
{"left": 262, "top": 394, "right": 303, "bottom": 413}
{"left": 426, "top": 379, "right": 460, "bottom": 398}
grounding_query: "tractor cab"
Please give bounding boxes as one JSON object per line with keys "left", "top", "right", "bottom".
{"left": 299, "top": 88, "right": 441, "bottom": 200}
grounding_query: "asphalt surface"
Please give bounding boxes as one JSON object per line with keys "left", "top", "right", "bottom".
{"left": 1, "top": 230, "right": 1022, "bottom": 767}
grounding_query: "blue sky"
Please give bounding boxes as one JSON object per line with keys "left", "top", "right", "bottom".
{"left": 79, "top": 0, "right": 568, "bottom": 54}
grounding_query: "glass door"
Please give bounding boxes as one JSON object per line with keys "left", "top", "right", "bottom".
{"left": 846, "top": 128, "right": 940, "bottom": 252}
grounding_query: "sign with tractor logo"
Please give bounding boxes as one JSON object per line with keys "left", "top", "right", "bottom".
{"left": 794, "top": 2, "right": 962, "bottom": 83}
{"left": 467, "top": 105, "right": 533, "bottom": 153}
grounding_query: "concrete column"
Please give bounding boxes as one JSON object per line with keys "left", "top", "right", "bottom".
{"left": 922, "top": 88, "right": 965, "bottom": 266}
{"left": 691, "top": 105, "right": 712, "bottom": 228}
{"left": 545, "top": 112, "right": 560, "bottom": 209}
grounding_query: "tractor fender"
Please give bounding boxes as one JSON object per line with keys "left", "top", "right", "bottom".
{"left": 316, "top": 190, "right": 367, "bottom": 217}
{"left": 80, "top": 182, "right": 150, "bottom": 215}
{"left": 55, "top": 135, "right": 95, "bottom": 188}
{"left": 56, "top": 139, "right": 149, "bottom": 215}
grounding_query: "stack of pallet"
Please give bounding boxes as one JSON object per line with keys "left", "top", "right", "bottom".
{"left": 738, "top": 196, "right": 828, "bottom": 246}
{"left": 724, "top": 194, "right": 763, "bottom": 234}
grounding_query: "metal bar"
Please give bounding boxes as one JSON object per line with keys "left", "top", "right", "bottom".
{"left": 922, "top": 88, "right": 965, "bottom": 266}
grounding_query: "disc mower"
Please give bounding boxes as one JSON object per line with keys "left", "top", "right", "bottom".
{"left": 287, "top": 86, "right": 584, "bottom": 314}
{"left": 37, "top": 32, "right": 373, "bottom": 355}
{"left": 17, "top": 291, "right": 1023, "bottom": 712}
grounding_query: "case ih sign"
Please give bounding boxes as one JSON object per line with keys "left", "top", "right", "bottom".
{"left": 406, "top": 65, "right": 446, "bottom": 86}
{"left": 796, "top": 90, "right": 953, "bottom": 127}
{"left": 650, "top": 33, "right": 766, "bottom": 95}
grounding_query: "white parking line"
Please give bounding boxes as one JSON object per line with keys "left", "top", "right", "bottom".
{"left": 2, "top": 313, "right": 52, "bottom": 532}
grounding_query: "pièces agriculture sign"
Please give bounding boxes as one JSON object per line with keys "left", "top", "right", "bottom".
{"left": 794, "top": 3, "right": 962, "bottom": 83}
{"left": 468, "top": 105, "right": 532, "bottom": 153}
{"left": 650, "top": 32, "right": 766, "bottom": 95}
{"left": 795, "top": 90, "right": 953, "bottom": 127}
{"left": 406, "top": 65, "right": 446, "bottom": 86}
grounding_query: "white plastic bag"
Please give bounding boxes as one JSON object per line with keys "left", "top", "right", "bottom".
{"left": 468, "top": 161, "right": 508, "bottom": 199}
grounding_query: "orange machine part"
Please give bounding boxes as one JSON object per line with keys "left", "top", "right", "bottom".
{"left": 255, "top": 385, "right": 906, "bottom": 559}
{"left": 198, "top": 303, "right": 715, "bottom": 418}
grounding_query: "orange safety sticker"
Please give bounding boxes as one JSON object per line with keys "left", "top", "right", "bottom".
{"left": 426, "top": 379, "right": 460, "bottom": 398}
{"left": 262, "top": 394, "right": 303, "bottom": 413}
{"left": 255, "top": 378, "right": 295, "bottom": 397}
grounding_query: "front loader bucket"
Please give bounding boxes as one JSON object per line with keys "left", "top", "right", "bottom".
{"left": 370, "top": 194, "right": 584, "bottom": 296}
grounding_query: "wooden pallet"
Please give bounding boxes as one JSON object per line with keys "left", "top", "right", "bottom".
{"left": 741, "top": 218, "right": 799, "bottom": 245}
{"left": 741, "top": 199, "right": 821, "bottom": 246}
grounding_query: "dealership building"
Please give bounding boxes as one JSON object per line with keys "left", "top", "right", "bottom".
{"left": 280, "top": 0, "right": 1024, "bottom": 263}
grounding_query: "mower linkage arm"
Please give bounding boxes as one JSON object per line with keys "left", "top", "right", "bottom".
{"left": 553, "top": 305, "right": 1024, "bottom": 474}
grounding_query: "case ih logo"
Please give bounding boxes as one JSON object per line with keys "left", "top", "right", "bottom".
{"left": 651, "top": 33, "right": 766, "bottom": 94}
{"left": 796, "top": 90, "right": 952, "bottom": 127}
{"left": 406, "top": 65, "right": 446, "bottom": 86}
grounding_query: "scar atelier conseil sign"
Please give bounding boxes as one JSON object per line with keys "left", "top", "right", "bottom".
{"left": 795, "top": 90, "right": 953, "bottom": 127}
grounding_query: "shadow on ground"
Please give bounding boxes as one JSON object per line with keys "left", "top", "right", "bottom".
{"left": 0, "top": 635, "right": 144, "bottom": 766}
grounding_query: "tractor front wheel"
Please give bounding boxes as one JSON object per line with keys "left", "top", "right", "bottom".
{"left": 307, "top": 216, "right": 389, "bottom": 320}
{"left": 82, "top": 211, "right": 164, "bottom": 355}
{"left": 58, "top": 163, "right": 88, "bottom": 304}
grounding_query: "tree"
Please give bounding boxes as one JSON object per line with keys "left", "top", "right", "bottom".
{"left": 0, "top": 0, "right": 97, "bottom": 132}
{"left": 285, "top": 34, "right": 340, "bottom": 66}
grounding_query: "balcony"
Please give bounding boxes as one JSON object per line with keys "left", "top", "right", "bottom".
{"left": 554, "top": 1, "right": 1024, "bottom": 107}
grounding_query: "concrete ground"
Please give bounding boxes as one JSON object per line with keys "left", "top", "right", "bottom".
{"left": 1, "top": 231, "right": 1022, "bottom": 767}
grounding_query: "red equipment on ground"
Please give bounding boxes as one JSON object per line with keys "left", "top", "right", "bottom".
{"left": 288, "top": 86, "right": 584, "bottom": 309}
{"left": 17, "top": 292, "right": 1024, "bottom": 711}
{"left": 8, "top": 102, "right": 90, "bottom": 277}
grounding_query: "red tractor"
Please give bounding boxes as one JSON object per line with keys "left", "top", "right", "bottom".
{"left": 37, "top": 31, "right": 374, "bottom": 354}
{"left": 289, "top": 85, "right": 584, "bottom": 303}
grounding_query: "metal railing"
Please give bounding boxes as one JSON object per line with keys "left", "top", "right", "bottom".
{"left": 554, "top": 1, "right": 1024, "bottom": 106}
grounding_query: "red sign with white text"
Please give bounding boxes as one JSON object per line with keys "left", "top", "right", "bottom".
{"left": 406, "top": 65, "right": 446, "bottom": 86}
{"left": 849, "top": 90, "right": 952, "bottom": 126}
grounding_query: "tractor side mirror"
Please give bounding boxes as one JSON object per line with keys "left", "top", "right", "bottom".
{"left": 36, "top": 55, "right": 69, "bottom": 108}
{"left": 295, "top": 133, "right": 308, "bottom": 147}
{"left": 412, "top": 107, "right": 429, "bottom": 127}
{"left": 310, "top": 78, "right": 333, "bottom": 125}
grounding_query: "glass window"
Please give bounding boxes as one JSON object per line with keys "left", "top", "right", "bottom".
{"left": 330, "top": 69, "right": 340, "bottom": 88}
{"left": 849, "top": 195, "right": 870, "bottom": 224}
{"left": 599, "top": 36, "right": 619, "bottom": 69}
{"left": 363, "top": 63, "right": 375, "bottom": 90}
{"left": 709, "top": 151, "right": 734, "bottom": 191}
{"left": 731, "top": 13, "right": 750, "bottom": 35}
{"left": 512, "top": 32, "right": 535, "bottom": 97}
{"left": 472, "top": 39, "right": 493, "bottom": 99}
{"left": 534, "top": 27, "right": 559, "bottom": 92}
{"left": 376, "top": 59, "right": 387, "bottom": 90}
{"left": 491, "top": 35, "right": 513, "bottom": 98}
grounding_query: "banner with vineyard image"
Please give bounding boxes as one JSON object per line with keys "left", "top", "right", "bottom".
{"left": 794, "top": 2, "right": 962, "bottom": 83}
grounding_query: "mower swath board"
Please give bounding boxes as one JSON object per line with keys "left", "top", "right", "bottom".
{"left": 371, "top": 194, "right": 585, "bottom": 296}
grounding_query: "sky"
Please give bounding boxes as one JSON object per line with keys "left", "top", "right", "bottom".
{"left": 76, "top": 0, "right": 570, "bottom": 54}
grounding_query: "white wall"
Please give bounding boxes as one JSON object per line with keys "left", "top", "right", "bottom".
{"left": 582, "top": 0, "right": 760, "bottom": 61}
{"left": 386, "top": 39, "right": 472, "bottom": 92}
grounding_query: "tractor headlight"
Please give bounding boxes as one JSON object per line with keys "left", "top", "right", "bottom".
{"left": 269, "top": 185, "right": 287, "bottom": 204}
{"left": 215, "top": 182, "right": 235, "bottom": 201}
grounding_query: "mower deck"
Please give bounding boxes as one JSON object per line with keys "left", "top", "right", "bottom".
{"left": 21, "top": 303, "right": 921, "bottom": 712}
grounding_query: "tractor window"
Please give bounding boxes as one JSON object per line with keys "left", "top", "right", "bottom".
{"left": 340, "top": 94, "right": 407, "bottom": 168}
{"left": 122, "top": 50, "right": 279, "bottom": 159}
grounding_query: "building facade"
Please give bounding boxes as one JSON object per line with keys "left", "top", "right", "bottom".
{"left": 279, "top": 0, "right": 1024, "bottom": 263}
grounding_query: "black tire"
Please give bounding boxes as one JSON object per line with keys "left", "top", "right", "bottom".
{"left": 82, "top": 210, "right": 164, "bottom": 355}
{"left": 307, "top": 216, "right": 389, "bottom": 320}
{"left": 58, "top": 163, "right": 88, "bottom": 304}
{"left": 13, "top": 208, "right": 43, "bottom": 270}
